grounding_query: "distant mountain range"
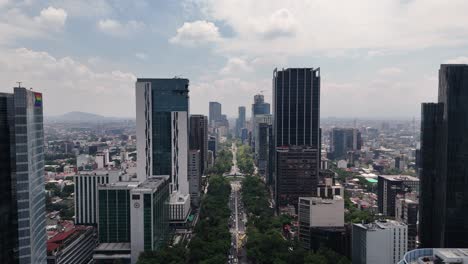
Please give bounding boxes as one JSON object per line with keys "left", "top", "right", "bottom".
{"left": 46, "top": 111, "right": 133, "bottom": 123}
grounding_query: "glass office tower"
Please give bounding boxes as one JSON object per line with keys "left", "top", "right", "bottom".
{"left": 273, "top": 68, "right": 321, "bottom": 207}
{"left": 0, "top": 87, "right": 46, "bottom": 264}
{"left": 420, "top": 64, "right": 468, "bottom": 248}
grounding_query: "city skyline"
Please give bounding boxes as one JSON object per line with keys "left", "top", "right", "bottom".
{"left": 2, "top": 1, "right": 468, "bottom": 118}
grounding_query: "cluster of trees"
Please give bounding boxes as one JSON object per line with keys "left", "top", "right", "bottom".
{"left": 206, "top": 149, "right": 233, "bottom": 175}
{"left": 237, "top": 145, "right": 254, "bottom": 175}
{"left": 46, "top": 182, "right": 74, "bottom": 198}
{"left": 344, "top": 195, "right": 375, "bottom": 223}
{"left": 137, "top": 176, "right": 232, "bottom": 264}
{"left": 242, "top": 175, "right": 350, "bottom": 264}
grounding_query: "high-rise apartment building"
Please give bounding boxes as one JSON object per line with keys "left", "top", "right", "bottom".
{"left": 189, "top": 115, "right": 208, "bottom": 175}
{"left": 377, "top": 175, "right": 419, "bottom": 217}
{"left": 352, "top": 220, "right": 408, "bottom": 264}
{"left": 329, "top": 128, "right": 361, "bottom": 160}
{"left": 273, "top": 68, "right": 321, "bottom": 207}
{"left": 209, "top": 102, "right": 222, "bottom": 125}
{"left": 0, "top": 87, "right": 46, "bottom": 264}
{"left": 420, "top": 64, "right": 468, "bottom": 248}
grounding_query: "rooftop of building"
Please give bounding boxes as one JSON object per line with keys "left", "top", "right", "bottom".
{"left": 379, "top": 174, "right": 419, "bottom": 182}
{"left": 99, "top": 180, "right": 140, "bottom": 189}
{"left": 399, "top": 248, "right": 468, "bottom": 264}
{"left": 170, "top": 192, "right": 190, "bottom": 204}
{"left": 134, "top": 176, "right": 169, "bottom": 191}
{"left": 78, "top": 169, "right": 121, "bottom": 176}
{"left": 300, "top": 196, "right": 343, "bottom": 204}
{"left": 95, "top": 243, "right": 131, "bottom": 251}
{"left": 355, "top": 219, "right": 406, "bottom": 230}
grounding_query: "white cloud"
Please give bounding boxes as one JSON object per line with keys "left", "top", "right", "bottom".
{"left": 255, "top": 9, "right": 298, "bottom": 39}
{"left": 35, "top": 6, "right": 67, "bottom": 30}
{"left": 97, "top": 19, "right": 144, "bottom": 37}
{"left": 378, "top": 67, "right": 402, "bottom": 76}
{"left": 169, "top": 20, "right": 221, "bottom": 46}
{"left": 191, "top": 0, "right": 468, "bottom": 55}
{"left": 135, "top": 52, "right": 148, "bottom": 60}
{"left": 445, "top": 56, "right": 468, "bottom": 64}
{"left": 0, "top": 6, "right": 67, "bottom": 44}
{"left": 220, "top": 57, "right": 252, "bottom": 75}
{"left": 0, "top": 48, "right": 136, "bottom": 117}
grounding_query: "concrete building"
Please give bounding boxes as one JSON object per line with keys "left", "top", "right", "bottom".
{"left": 47, "top": 226, "right": 97, "bottom": 264}
{"left": 188, "top": 150, "right": 201, "bottom": 207}
{"left": 0, "top": 87, "right": 47, "bottom": 264}
{"left": 273, "top": 68, "right": 321, "bottom": 208}
{"left": 377, "top": 175, "right": 419, "bottom": 217}
{"left": 420, "top": 64, "right": 468, "bottom": 248}
{"left": 399, "top": 248, "right": 468, "bottom": 264}
{"left": 74, "top": 170, "right": 120, "bottom": 225}
{"left": 352, "top": 220, "right": 407, "bottom": 264}
{"left": 298, "top": 196, "right": 346, "bottom": 256}
{"left": 317, "top": 177, "right": 344, "bottom": 199}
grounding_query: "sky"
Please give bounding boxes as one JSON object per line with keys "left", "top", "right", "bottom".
{"left": 1, "top": 0, "right": 468, "bottom": 119}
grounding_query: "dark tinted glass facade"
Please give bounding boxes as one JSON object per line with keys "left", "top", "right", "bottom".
{"left": 419, "top": 64, "right": 468, "bottom": 247}
{"left": 189, "top": 115, "right": 208, "bottom": 175}
{"left": 0, "top": 88, "right": 46, "bottom": 264}
{"left": 98, "top": 189, "right": 130, "bottom": 243}
{"left": 273, "top": 68, "right": 321, "bottom": 207}
{"left": 209, "top": 102, "right": 221, "bottom": 124}
{"left": 0, "top": 93, "right": 17, "bottom": 264}
{"left": 137, "top": 78, "right": 189, "bottom": 176}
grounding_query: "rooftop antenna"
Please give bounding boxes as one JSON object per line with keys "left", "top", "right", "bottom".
{"left": 17, "top": 81, "right": 22, "bottom": 88}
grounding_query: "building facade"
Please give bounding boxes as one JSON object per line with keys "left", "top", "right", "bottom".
{"left": 276, "top": 146, "right": 320, "bottom": 206}
{"left": 209, "top": 102, "right": 222, "bottom": 126}
{"left": 189, "top": 115, "right": 208, "bottom": 176}
{"left": 74, "top": 170, "right": 119, "bottom": 225}
{"left": 130, "top": 177, "right": 170, "bottom": 263}
{"left": 329, "top": 128, "right": 361, "bottom": 160}
{"left": 0, "top": 88, "right": 46, "bottom": 264}
{"left": 47, "top": 226, "right": 97, "bottom": 264}
{"left": 188, "top": 150, "right": 201, "bottom": 207}
{"left": 352, "top": 220, "right": 408, "bottom": 264}
{"left": 236, "top": 106, "right": 246, "bottom": 138}
{"left": 377, "top": 175, "right": 419, "bottom": 217}
{"left": 420, "top": 64, "right": 468, "bottom": 248}
{"left": 273, "top": 68, "right": 321, "bottom": 208}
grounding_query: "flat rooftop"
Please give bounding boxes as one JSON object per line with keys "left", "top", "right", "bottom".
{"left": 355, "top": 219, "right": 406, "bottom": 230}
{"left": 135, "top": 175, "right": 169, "bottom": 191}
{"left": 379, "top": 175, "right": 419, "bottom": 182}
{"left": 95, "top": 243, "right": 131, "bottom": 251}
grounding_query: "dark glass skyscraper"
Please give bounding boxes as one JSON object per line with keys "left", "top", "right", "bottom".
{"left": 236, "top": 106, "right": 246, "bottom": 137}
{"left": 0, "top": 87, "right": 46, "bottom": 264}
{"left": 273, "top": 68, "right": 321, "bottom": 207}
{"left": 420, "top": 64, "right": 468, "bottom": 248}
{"left": 189, "top": 115, "right": 208, "bottom": 175}
{"left": 209, "top": 102, "right": 222, "bottom": 125}
{"left": 136, "top": 78, "right": 190, "bottom": 194}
